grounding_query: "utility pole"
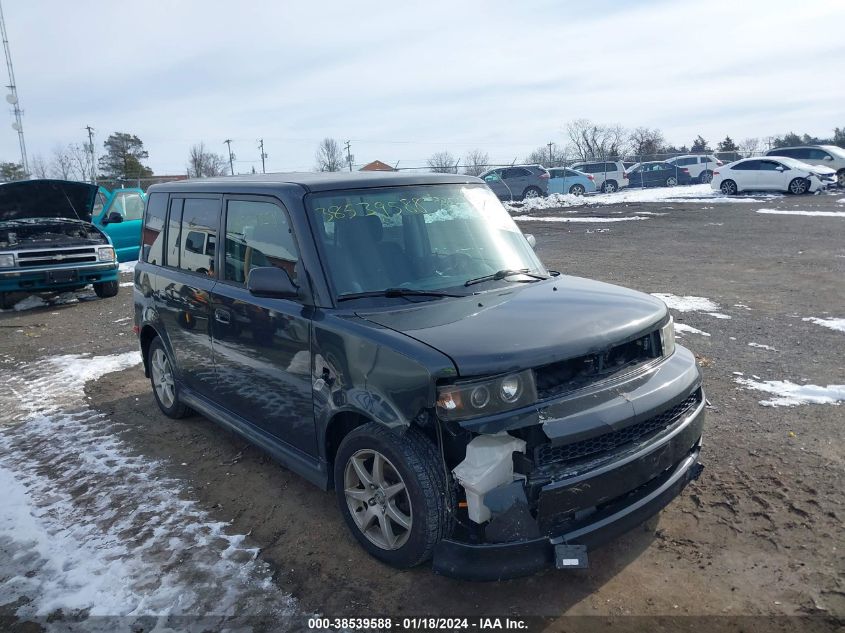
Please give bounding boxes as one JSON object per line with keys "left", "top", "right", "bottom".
{"left": 344, "top": 140, "right": 353, "bottom": 172}
{"left": 223, "top": 139, "right": 235, "bottom": 175}
{"left": 85, "top": 125, "right": 96, "bottom": 184}
{"left": 0, "top": 0, "right": 28, "bottom": 176}
{"left": 547, "top": 141, "right": 554, "bottom": 167}
{"left": 258, "top": 138, "right": 267, "bottom": 174}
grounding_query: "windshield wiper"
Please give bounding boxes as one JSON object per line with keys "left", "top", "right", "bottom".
{"left": 464, "top": 268, "right": 548, "bottom": 287}
{"left": 337, "top": 288, "right": 466, "bottom": 302}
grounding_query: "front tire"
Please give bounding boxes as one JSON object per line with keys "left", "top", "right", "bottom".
{"left": 788, "top": 178, "right": 809, "bottom": 195}
{"left": 836, "top": 170, "right": 845, "bottom": 188}
{"left": 334, "top": 423, "right": 452, "bottom": 569}
{"left": 569, "top": 183, "right": 586, "bottom": 196}
{"left": 93, "top": 280, "right": 119, "bottom": 298}
{"left": 147, "top": 337, "right": 190, "bottom": 419}
{"left": 720, "top": 179, "right": 738, "bottom": 195}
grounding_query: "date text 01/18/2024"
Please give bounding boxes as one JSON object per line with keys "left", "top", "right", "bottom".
{"left": 307, "top": 617, "right": 528, "bottom": 630}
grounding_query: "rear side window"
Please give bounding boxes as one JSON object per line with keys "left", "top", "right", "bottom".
{"left": 807, "top": 148, "right": 830, "bottom": 160}
{"left": 176, "top": 198, "right": 219, "bottom": 275}
{"left": 224, "top": 199, "right": 299, "bottom": 285}
{"left": 604, "top": 163, "right": 616, "bottom": 172}
{"left": 733, "top": 160, "right": 760, "bottom": 170}
{"left": 142, "top": 193, "right": 167, "bottom": 264}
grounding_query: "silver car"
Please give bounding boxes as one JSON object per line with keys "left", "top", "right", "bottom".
{"left": 480, "top": 165, "right": 549, "bottom": 200}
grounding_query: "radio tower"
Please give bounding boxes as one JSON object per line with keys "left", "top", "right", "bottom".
{"left": 0, "top": 0, "right": 28, "bottom": 176}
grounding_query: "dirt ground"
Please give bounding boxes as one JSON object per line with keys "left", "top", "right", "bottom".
{"left": 2, "top": 189, "right": 843, "bottom": 630}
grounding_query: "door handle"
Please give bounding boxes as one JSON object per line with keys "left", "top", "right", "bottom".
{"left": 214, "top": 308, "right": 231, "bottom": 324}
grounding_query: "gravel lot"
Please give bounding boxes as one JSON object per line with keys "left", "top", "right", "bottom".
{"left": 1, "top": 189, "right": 843, "bottom": 631}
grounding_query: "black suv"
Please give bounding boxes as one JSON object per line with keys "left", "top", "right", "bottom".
{"left": 134, "top": 172, "right": 704, "bottom": 580}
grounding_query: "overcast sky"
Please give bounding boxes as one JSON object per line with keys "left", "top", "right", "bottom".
{"left": 2, "top": 0, "right": 843, "bottom": 174}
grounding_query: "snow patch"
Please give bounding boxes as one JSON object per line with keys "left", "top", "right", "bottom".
{"left": 0, "top": 352, "right": 297, "bottom": 626}
{"left": 802, "top": 317, "right": 845, "bottom": 333}
{"left": 515, "top": 215, "right": 649, "bottom": 223}
{"left": 119, "top": 281, "right": 134, "bottom": 287}
{"left": 735, "top": 377, "right": 845, "bottom": 407}
{"left": 118, "top": 260, "right": 138, "bottom": 274}
{"left": 674, "top": 323, "right": 710, "bottom": 337}
{"left": 651, "top": 293, "right": 721, "bottom": 313}
{"left": 748, "top": 342, "right": 777, "bottom": 351}
{"left": 756, "top": 208, "right": 845, "bottom": 218}
{"left": 706, "top": 312, "right": 732, "bottom": 320}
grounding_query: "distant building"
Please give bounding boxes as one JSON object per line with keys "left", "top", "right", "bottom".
{"left": 359, "top": 160, "right": 396, "bottom": 172}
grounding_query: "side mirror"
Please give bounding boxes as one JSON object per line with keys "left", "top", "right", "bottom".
{"left": 824, "top": 155, "right": 833, "bottom": 160}
{"left": 525, "top": 234, "right": 536, "bottom": 248}
{"left": 775, "top": 166, "right": 785, "bottom": 172}
{"left": 247, "top": 266, "right": 299, "bottom": 299}
{"left": 103, "top": 211, "right": 124, "bottom": 225}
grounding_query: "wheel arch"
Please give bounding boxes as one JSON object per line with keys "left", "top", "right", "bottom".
{"left": 140, "top": 323, "right": 164, "bottom": 377}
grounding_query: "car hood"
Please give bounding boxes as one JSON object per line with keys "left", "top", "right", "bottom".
{"left": 0, "top": 179, "right": 99, "bottom": 223}
{"left": 356, "top": 276, "right": 668, "bottom": 376}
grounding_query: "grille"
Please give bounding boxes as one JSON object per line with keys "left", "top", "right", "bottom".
{"left": 16, "top": 247, "right": 97, "bottom": 267}
{"left": 535, "top": 389, "right": 702, "bottom": 467}
{"left": 534, "top": 330, "right": 661, "bottom": 400}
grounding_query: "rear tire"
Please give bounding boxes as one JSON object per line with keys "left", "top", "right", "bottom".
{"left": 601, "top": 180, "right": 618, "bottom": 193}
{"left": 569, "top": 184, "right": 586, "bottom": 196}
{"left": 334, "top": 423, "right": 453, "bottom": 569}
{"left": 720, "top": 179, "right": 738, "bottom": 195}
{"left": 147, "top": 337, "right": 190, "bottom": 419}
{"left": 699, "top": 170, "right": 713, "bottom": 184}
{"left": 93, "top": 280, "right": 119, "bottom": 298}
{"left": 666, "top": 176, "right": 678, "bottom": 187}
{"left": 522, "top": 186, "right": 542, "bottom": 199}
{"left": 788, "top": 178, "right": 809, "bottom": 195}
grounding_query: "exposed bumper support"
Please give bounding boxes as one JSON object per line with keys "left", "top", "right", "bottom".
{"left": 432, "top": 444, "right": 702, "bottom": 581}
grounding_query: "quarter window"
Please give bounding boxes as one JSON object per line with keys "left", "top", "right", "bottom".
{"left": 142, "top": 193, "right": 167, "bottom": 264}
{"left": 224, "top": 199, "right": 299, "bottom": 285}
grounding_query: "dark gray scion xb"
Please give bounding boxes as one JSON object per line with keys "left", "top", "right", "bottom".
{"left": 134, "top": 172, "right": 704, "bottom": 580}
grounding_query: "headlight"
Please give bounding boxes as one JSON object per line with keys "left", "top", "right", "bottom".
{"left": 0, "top": 253, "right": 15, "bottom": 268}
{"left": 97, "top": 247, "right": 116, "bottom": 262}
{"left": 436, "top": 369, "right": 537, "bottom": 421}
{"left": 660, "top": 316, "right": 676, "bottom": 357}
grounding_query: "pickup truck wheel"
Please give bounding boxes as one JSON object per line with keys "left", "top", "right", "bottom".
{"left": 93, "top": 280, "right": 119, "bottom": 298}
{"left": 0, "top": 292, "right": 14, "bottom": 310}
{"left": 335, "top": 423, "right": 452, "bottom": 568}
{"left": 148, "top": 337, "right": 190, "bottom": 419}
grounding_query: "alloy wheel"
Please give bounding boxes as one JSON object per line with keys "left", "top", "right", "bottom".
{"left": 789, "top": 178, "right": 808, "bottom": 195}
{"left": 151, "top": 348, "right": 176, "bottom": 408}
{"left": 721, "top": 181, "right": 736, "bottom": 195}
{"left": 524, "top": 188, "right": 540, "bottom": 198}
{"left": 838, "top": 172, "right": 845, "bottom": 188}
{"left": 700, "top": 172, "right": 713, "bottom": 184}
{"left": 344, "top": 449, "right": 413, "bottom": 550}
{"left": 603, "top": 182, "right": 617, "bottom": 193}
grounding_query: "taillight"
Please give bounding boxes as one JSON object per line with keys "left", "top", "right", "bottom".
{"left": 587, "top": 175, "right": 594, "bottom": 180}
{"left": 539, "top": 172, "right": 549, "bottom": 179}
{"left": 713, "top": 171, "right": 720, "bottom": 176}
{"left": 717, "top": 160, "right": 724, "bottom": 166}
{"left": 623, "top": 173, "right": 628, "bottom": 179}
{"left": 681, "top": 168, "right": 689, "bottom": 173}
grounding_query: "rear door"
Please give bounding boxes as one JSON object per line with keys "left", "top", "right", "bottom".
{"left": 482, "top": 170, "right": 510, "bottom": 199}
{"left": 158, "top": 195, "right": 221, "bottom": 398}
{"left": 503, "top": 167, "right": 529, "bottom": 196}
{"left": 209, "top": 195, "right": 315, "bottom": 455}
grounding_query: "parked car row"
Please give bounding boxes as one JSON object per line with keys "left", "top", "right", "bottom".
{"left": 480, "top": 145, "right": 843, "bottom": 201}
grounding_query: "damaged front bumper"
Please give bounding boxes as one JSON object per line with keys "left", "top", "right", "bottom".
{"left": 433, "top": 347, "right": 705, "bottom": 581}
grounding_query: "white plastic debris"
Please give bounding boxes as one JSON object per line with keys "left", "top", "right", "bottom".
{"left": 452, "top": 433, "right": 526, "bottom": 524}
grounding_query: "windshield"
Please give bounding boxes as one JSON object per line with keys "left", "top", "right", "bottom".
{"left": 307, "top": 184, "right": 545, "bottom": 297}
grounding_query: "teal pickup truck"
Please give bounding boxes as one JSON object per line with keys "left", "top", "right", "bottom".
{"left": 93, "top": 186, "right": 146, "bottom": 262}
{"left": 0, "top": 179, "right": 119, "bottom": 310}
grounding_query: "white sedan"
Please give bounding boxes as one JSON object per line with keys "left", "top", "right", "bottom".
{"left": 711, "top": 156, "right": 837, "bottom": 195}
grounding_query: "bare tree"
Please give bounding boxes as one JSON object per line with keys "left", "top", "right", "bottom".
{"left": 463, "top": 149, "right": 489, "bottom": 176}
{"left": 565, "top": 119, "right": 627, "bottom": 162}
{"left": 51, "top": 145, "right": 75, "bottom": 180}
{"left": 68, "top": 144, "right": 94, "bottom": 182}
{"left": 427, "top": 151, "right": 457, "bottom": 174}
{"left": 315, "top": 138, "right": 344, "bottom": 172}
{"left": 524, "top": 144, "right": 565, "bottom": 167}
{"left": 627, "top": 127, "right": 666, "bottom": 161}
{"left": 30, "top": 154, "right": 50, "bottom": 179}
{"left": 187, "top": 142, "right": 228, "bottom": 178}
{"left": 739, "top": 137, "right": 761, "bottom": 158}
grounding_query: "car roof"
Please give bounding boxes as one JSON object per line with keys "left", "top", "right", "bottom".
{"left": 768, "top": 145, "right": 842, "bottom": 152}
{"left": 147, "top": 171, "right": 481, "bottom": 194}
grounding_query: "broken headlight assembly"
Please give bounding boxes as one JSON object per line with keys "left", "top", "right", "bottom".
{"left": 0, "top": 253, "right": 15, "bottom": 268}
{"left": 660, "top": 316, "right": 676, "bottom": 357}
{"left": 436, "top": 369, "right": 537, "bottom": 421}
